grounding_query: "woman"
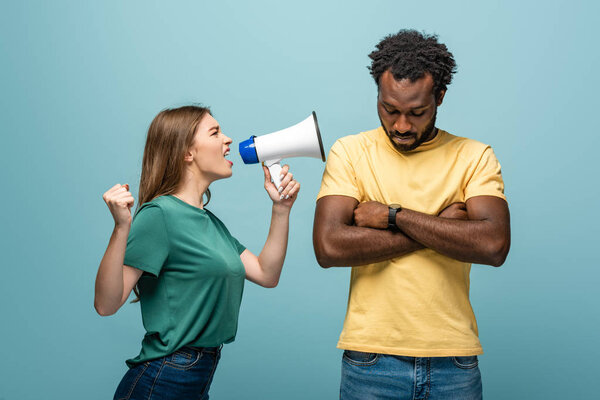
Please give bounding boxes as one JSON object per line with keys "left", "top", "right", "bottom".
{"left": 94, "top": 105, "right": 299, "bottom": 399}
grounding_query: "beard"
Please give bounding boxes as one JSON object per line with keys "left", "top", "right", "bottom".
{"left": 380, "top": 109, "right": 438, "bottom": 152}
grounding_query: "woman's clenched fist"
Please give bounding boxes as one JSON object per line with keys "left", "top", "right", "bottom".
{"left": 103, "top": 184, "right": 135, "bottom": 227}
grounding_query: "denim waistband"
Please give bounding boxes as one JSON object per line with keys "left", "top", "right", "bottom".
{"left": 185, "top": 344, "right": 223, "bottom": 353}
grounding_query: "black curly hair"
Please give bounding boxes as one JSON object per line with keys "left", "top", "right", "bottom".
{"left": 368, "top": 30, "right": 457, "bottom": 99}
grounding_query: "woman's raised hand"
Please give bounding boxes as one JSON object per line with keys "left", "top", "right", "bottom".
{"left": 263, "top": 165, "right": 300, "bottom": 208}
{"left": 103, "top": 184, "right": 135, "bottom": 226}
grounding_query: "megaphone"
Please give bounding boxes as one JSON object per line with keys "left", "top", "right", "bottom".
{"left": 239, "top": 111, "right": 326, "bottom": 189}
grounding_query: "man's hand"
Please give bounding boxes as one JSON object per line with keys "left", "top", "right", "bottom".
{"left": 313, "top": 196, "right": 423, "bottom": 267}
{"left": 438, "top": 202, "right": 468, "bottom": 220}
{"left": 394, "top": 196, "right": 510, "bottom": 266}
{"left": 353, "top": 201, "right": 389, "bottom": 229}
{"left": 354, "top": 201, "right": 469, "bottom": 231}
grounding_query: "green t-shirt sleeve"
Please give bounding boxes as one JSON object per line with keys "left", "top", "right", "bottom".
{"left": 207, "top": 210, "right": 246, "bottom": 255}
{"left": 230, "top": 235, "right": 246, "bottom": 255}
{"left": 124, "top": 204, "right": 169, "bottom": 277}
{"left": 222, "top": 224, "right": 245, "bottom": 255}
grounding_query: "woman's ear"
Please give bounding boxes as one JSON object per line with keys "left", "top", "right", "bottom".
{"left": 184, "top": 149, "right": 194, "bottom": 162}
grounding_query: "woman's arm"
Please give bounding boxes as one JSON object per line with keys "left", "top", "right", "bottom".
{"left": 94, "top": 184, "right": 143, "bottom": 316}
{"left": 242, "top": 166, "right": 300, "bottom": 288}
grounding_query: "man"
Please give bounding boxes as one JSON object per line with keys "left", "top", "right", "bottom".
{"left": 313, "top": 30, "right": 510, "bottom": 399}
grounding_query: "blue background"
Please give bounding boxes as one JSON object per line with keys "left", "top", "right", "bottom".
{"left": 1, "top": 1, "right": 598, "bottom": 399}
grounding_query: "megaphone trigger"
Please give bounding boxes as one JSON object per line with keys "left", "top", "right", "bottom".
{"left": 264, "top": 159, "right": 283, "bottom": 190}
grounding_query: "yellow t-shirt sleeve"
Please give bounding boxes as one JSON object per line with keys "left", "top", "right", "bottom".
{"left": 464, "top": 146, "right": 506, "bottom": 201}
{"left": 317, "top": 139, "right": 361, "bottom": 202}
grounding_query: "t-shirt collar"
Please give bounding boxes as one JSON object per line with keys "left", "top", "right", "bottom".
{"left": 379, "top": 126, "right": 446, "bottom": 154}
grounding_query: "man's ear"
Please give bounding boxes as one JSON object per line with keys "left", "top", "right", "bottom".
{"left": 436, "top": 89, "right": 446, "bottom": 106}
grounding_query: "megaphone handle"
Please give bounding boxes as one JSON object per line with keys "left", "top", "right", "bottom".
{"left": 265, "top": 159, "right": 283, "bottom": 190}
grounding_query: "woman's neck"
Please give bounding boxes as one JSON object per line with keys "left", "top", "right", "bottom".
{"left": 173, "top": 171, "right": 210, "bottom": 209}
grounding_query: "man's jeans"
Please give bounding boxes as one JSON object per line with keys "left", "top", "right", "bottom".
{"left": 340, "top": 350, "right": 482, "bottom": 400}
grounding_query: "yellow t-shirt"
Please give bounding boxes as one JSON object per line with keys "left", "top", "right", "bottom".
{"left": 317, "top": 127, "right": 506, "bottom": 357}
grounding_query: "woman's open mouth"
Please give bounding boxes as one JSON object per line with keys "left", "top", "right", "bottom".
{"left": 224, "top": 148, "right": 233, "bottom": 166}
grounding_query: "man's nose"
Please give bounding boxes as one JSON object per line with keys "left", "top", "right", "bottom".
{"left": 393, "top": 115, "right": 411, "bottom": 133}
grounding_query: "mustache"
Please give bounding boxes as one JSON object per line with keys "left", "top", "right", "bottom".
{"left": 390, "top": 131, "right": 416, "bottom": 137}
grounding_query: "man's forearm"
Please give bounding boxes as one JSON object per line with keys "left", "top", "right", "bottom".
{"left": 314, "top": 223, "right": 423, "bottom": 267}
{"left": 395, "top": 208, "right": 507, "bottom": 266}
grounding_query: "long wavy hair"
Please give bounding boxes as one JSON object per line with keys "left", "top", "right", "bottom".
{"left": 132, "top": 105, "right": 211, "bottom": 302}
{"left": 137, "top": 105, "right": 212, "bottom": 210}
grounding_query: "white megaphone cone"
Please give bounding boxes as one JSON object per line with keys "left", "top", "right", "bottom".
{"left": 239, "top": 111, "right": 326, "bottom": 189}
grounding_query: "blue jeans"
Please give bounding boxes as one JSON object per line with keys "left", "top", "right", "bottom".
{"left": 113, "top": 346, "right": 221, "bottom": 400}
{"left": 340, "top": 350, "right": 482, "bottom": 400}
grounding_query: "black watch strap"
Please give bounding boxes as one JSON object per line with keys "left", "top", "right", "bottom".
{"left": 388, "top": 204, "right": 401, "bottom": 230}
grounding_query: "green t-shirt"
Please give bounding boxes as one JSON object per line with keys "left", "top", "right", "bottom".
{"left": 124, "top": 195, "right": 246, "bottom": 367}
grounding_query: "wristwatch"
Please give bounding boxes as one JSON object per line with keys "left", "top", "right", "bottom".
{"left": 388, "top": 203, "right": 402, "bottom": 230}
